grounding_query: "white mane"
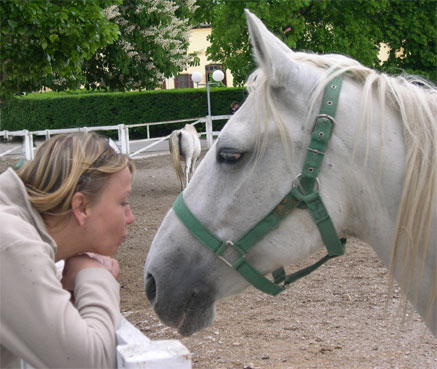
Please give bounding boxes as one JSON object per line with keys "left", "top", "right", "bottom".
{"left": 247, "top": 50, "right": 437, "bottom": 316}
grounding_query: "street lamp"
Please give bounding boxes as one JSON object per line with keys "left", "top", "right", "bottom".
{"left": 191, "top": 70, "right": 224, "bottom": 117}
{"left": 191, "top": 70, "right": 225, "bottom": 147}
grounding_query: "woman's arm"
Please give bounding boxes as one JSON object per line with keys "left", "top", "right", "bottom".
{"left": 0, "top": 239, "right": 120, "bottom": 369}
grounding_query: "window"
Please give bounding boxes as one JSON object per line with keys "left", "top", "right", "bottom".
{"left": 205, "top": 64, "right": 226, "bottom": 86}
{"left": 174, "top": 74, "right": 193, "bottom": 89}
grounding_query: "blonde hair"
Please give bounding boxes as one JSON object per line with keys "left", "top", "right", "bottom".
{"left": 17, "top": 133, "right": 135, "bottom": 219}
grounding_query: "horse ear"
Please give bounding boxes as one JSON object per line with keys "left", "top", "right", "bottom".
{"left": 245, "top": 9, "right": 297, "bottom": 85}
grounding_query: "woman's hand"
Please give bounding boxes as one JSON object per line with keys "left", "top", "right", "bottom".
{"left": 85, "top": 253, "right": 120, "bottom": 280}
{"left": 61, "top": 254, "right": 120, "bottom": 292}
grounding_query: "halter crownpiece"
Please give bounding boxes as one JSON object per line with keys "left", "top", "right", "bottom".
{"left": 172, "top": 74, "right": 346, "bottom": 296}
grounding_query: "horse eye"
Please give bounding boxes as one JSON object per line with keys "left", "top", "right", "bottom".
{"left": 217, "top": 150, "right": 243, "bottom": 163}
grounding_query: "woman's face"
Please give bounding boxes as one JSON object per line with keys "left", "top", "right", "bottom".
{"left": 85, "top": 167, "right": 134, "bottom": 256}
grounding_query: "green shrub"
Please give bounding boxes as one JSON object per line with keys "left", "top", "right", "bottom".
{"left": 1, "top": 88, "right": 247, "bottom": 139}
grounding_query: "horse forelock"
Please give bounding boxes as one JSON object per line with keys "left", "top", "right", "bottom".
{"left": 247, "top": 50, "right": 436, "bottom": 313}
{"left": 246, "top": 69, "right": 293, "bottom": 171}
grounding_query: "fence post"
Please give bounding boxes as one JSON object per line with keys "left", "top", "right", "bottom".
{"left": 23, "top": 130, "right": 34, "bottom": 160}
{"left": 118, "top": 124, "right": 130, "bottom": 155}
{"left": 205, "top": 116, "right": 213, "bottom": 148}
{"left": 116, "top": 316, "right": 191, "bottom": 369}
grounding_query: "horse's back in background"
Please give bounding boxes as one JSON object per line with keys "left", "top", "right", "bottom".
{"left": 169, "top": 124, "right": 201, "bottom": 191}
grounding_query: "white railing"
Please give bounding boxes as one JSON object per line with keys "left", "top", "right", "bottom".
{"left": 20, "top": 316, "right": 191, "bottom": 369}
{"left": 116, "top": 316, "right": 191, "bottom": 369}
{"left": 0, "top": 115, "right": 231, "bottom": 160}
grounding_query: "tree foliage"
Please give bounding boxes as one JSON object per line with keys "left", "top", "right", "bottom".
{"left": 193, "top": 0, "right": 437, "bottom": 85}
{"left": 374, "top": 0, "right": 437, "bottom": 79}
{"left": 82, "top": 0, "right": 198, "bottom": 91}
{"left": 0, "top": 0, "right": 121, "bottom": 100}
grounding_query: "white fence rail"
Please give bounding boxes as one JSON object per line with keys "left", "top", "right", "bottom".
{"left": 116, "top": 316, "right": 191, "bottom": 369}
{"left": 0, "top": 115, "right": 231, "bottom": 160}
{"left": 20, "top": 316, "right": 191, "bottom": 369}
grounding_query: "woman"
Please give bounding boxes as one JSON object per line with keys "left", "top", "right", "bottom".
{"left": 0, "top": 133, "right": 135, "bottom": 368}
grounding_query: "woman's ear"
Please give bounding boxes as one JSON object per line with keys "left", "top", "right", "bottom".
{"left": 71, "top": 192, "right": 89, "bottom": 226}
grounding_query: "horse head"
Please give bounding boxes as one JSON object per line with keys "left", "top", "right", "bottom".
{"left": 144, "top": 10, "right": 436, "bottom": 336}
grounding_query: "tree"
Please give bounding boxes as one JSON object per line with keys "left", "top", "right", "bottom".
{"left": 0, "top": 0, "right": 121, "bottom": 100}
{"left": 82, "top": 0, "right": 199, "bottom": 91}
{"left": 193, "top": 0, "right": 436, "bottom": 85}
{"left": 375, "top": 0, "right": 437, "bottom": 80}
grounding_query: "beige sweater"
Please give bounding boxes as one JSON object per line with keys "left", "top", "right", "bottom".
{"left": 0, "top": 168, "right": 120, "bottom": 368}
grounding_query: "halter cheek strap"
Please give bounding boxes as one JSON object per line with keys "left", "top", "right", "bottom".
{"left": 172, "top": 75, "right": 346, "bottom": 296}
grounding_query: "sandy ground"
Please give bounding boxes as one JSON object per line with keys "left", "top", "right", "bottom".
{"left": 1, "top": 153, "right": 436, "bottom": 369}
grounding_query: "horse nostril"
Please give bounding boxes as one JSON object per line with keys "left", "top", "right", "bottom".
{"left": 145, "top": 273, "right": 157, "bottom": 305}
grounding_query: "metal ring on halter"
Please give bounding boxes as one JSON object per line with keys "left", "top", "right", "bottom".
{"left": 292, "top": 173, "right": 321, "bottom": 192}
{"left": 317, "top": 114, "right": 336, "bottom": 124}
{"left": 218, "top": 240, "right": 246, "bottom": 268}
{"left": 311, "top": 114, "right": 336, "bottom": 134}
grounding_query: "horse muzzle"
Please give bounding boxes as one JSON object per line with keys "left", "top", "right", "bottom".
{"left": 144, "top": 261, "right": 217, "bottom": 336}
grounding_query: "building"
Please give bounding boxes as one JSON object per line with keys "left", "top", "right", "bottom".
{"left": 164, "top": 26, "right": 234, "bottom": 89}
{"left": 166, "top": 27, "right": 393, "bottom": 90}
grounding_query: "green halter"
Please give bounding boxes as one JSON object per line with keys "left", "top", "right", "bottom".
{"left": 172, "top": 75, "right": 346, "bottom": 296}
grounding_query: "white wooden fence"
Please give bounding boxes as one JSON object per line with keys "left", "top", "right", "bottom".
{"left": 20, "top": 316, "right": 191, "bottom": 369}
{"left": 0, "top": 115, "right": 231, "bottom": 161}
{"left": 116, "top": 316, "right": 191, "bottom": 369}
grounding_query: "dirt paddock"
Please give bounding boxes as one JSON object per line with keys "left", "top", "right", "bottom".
{"left": 1, "top": 154, "right": 436, "bottom": 368}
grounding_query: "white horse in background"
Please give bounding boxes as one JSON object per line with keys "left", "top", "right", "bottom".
{"left": 145, "top": 10, "right": 436, "bottom": 338}
{"left": 169, "top": 124, "right": 201, "bottom": 191}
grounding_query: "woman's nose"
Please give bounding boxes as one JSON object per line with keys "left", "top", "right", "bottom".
{"left": 126, "top": 205, "right": 135, "bottom": 224}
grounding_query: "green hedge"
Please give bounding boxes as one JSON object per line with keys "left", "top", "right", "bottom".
{"left": 0, "top": 87, "right": 247, "bottom": 138}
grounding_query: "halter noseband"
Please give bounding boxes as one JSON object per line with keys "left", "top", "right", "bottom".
{"left": 172, "top": 75, "right": 346, "bottom": 296}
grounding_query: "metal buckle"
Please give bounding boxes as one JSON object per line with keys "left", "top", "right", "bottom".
{"left": 311, "top": 114, "right": 336, "bottom": 134}
{"left": 217, "top": 240, "right": 246, "bottom": 268}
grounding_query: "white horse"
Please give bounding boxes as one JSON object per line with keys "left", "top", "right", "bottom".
{"left": 168, "top": 124, "right": 201, "bottom": 191}
{"left": 145, "top": 11, "right": 436, "bottom": 337}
